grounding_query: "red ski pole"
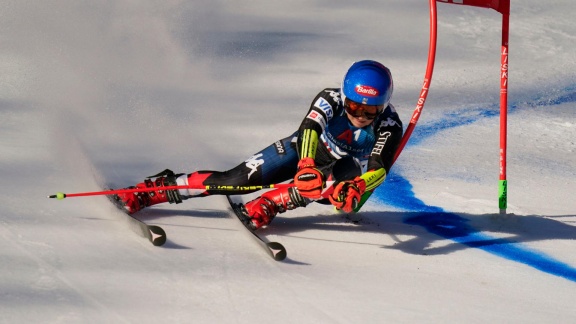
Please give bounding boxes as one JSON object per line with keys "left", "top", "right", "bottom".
{"left": 392, "top": 0, "right": 438, "bottom": 165}
{"left": 47, "top": 183, "right": 295, "bottom": 200}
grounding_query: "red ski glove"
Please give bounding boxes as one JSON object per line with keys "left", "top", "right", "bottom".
{"left": 329, "top": 177, "right": 367, "bottom": 213}
{"left": 294, "top": 157, "right": 325, "bottom": 199}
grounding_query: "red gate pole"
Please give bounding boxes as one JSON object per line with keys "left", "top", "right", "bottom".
{"left": 434, "top": 0, "right": 511, "bottom": 214}
{"left": 498, "top": 0, "right": 511, "bottom": 215}
{"left": 392, "top": 0, "right": 438, "bottom": 164}
{"left": 353, "top": 0, "right": 437, "bottom": 212}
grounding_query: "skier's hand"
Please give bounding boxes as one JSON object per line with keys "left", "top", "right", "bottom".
{"left": 294, "top": 157, "right": 325, "bottom": 199}
{"left": 329, "top": 177, "right": 366, "bottom": 213}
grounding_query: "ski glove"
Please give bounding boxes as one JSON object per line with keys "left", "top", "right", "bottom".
{"left": 294, "top": 157, "right": 325, "bottom": 199}
{"left": 329, "top": 177, "right": 367, "bottom": 213}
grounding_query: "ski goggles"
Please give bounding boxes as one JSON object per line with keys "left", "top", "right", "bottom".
{"left": 343, "top": 98, "right": 384, "bottom": 120}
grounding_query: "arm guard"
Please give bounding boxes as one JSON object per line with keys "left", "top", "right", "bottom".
{"left": 300, "top": 128, "right": 319, "bottom": 159}
{"left": 358, "top": 168, "right": 387, "bottom": 191}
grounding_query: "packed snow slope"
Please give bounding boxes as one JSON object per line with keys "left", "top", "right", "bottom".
{"left": 1, "top": 1, "right": 575, "bottom": 323}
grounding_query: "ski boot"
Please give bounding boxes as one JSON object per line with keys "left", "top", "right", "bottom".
{"left": 244, "top": 186, "right": 307, "bottom": 229}
{"left": 113, "top": 169, "right": 184, "bottom": 214}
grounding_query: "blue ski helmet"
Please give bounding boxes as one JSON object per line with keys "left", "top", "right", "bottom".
{"left": 342, "top": 60, "right": 393, "bottom": 106}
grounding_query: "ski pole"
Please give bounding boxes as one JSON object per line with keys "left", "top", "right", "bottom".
{"left": 47, "top": 183, "right": 295, "bottom": 200}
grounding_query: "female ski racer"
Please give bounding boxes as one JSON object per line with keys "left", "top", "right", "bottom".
{"left": 114, "top": 60, "right": 403, "bottom": 229}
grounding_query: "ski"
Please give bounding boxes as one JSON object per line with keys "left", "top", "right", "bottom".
{"left": 226, "top": 196, "right": 287, "bottom": 261}
{"left": 107, "top": 195, "right": 167, "bottom": 246}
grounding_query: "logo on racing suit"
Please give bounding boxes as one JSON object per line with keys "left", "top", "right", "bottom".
{"left": 306, "top": 110, "right": 326, "bottom": 128}
{"left": 314, "top": 97, "right": 334, "bottom": 119}
{"left": 371, "top": 131, "right": 391, "bottom": 156}
{"left": 245, "top": 153, "right": 264, "bottom": 179}
{"left": 337, "top": 129, "right": 355, "bottom": 145}
{"left": 324, "top": 89, "right": 342, "bottom": 104}
{"left": 379, "top": 117, "right": 400, "bottom": 128}
{"left": 274, "top": 140, "right": 286, "bottom": 155}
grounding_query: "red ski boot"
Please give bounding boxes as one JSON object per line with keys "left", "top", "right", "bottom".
{"left": 113, "top": 169, "right": 184, "bottom": 214}
{"left": 244, "top": 186, "right": 307, "bottom": 229}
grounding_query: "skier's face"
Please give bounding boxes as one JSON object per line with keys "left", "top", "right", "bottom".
{"left": 343, "top": 98, "right": 381, "bottom": 127}
{"left": 346, "top": 112, "right": 373, "bottom": 128}
{"left": 344, "top": 99, "right": 382, "bottom": 119}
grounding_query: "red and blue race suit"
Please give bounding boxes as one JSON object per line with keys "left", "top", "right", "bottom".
{"left": 178, "top": 88, "right": 403, "bottom": 198}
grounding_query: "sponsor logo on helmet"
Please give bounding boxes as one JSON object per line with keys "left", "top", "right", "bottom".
{"left": 355, "top": 85, "right": 379, "bottom": 97}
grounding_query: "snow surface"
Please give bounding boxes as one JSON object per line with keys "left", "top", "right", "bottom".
{"left": 1, "top": 0, "right": 575, "bottom": 323}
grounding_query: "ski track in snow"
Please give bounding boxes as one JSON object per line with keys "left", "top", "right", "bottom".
{"left": 373, "top": 84, "right": 576, "bottom": 282}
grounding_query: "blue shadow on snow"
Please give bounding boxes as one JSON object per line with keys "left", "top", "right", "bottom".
{"left": 372, "top": 87, "right": 576, "bottom": 282}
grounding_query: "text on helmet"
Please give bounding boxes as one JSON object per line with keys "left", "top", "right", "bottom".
{"left": 355, "top": 85, "right": 379, "bottom": 97}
